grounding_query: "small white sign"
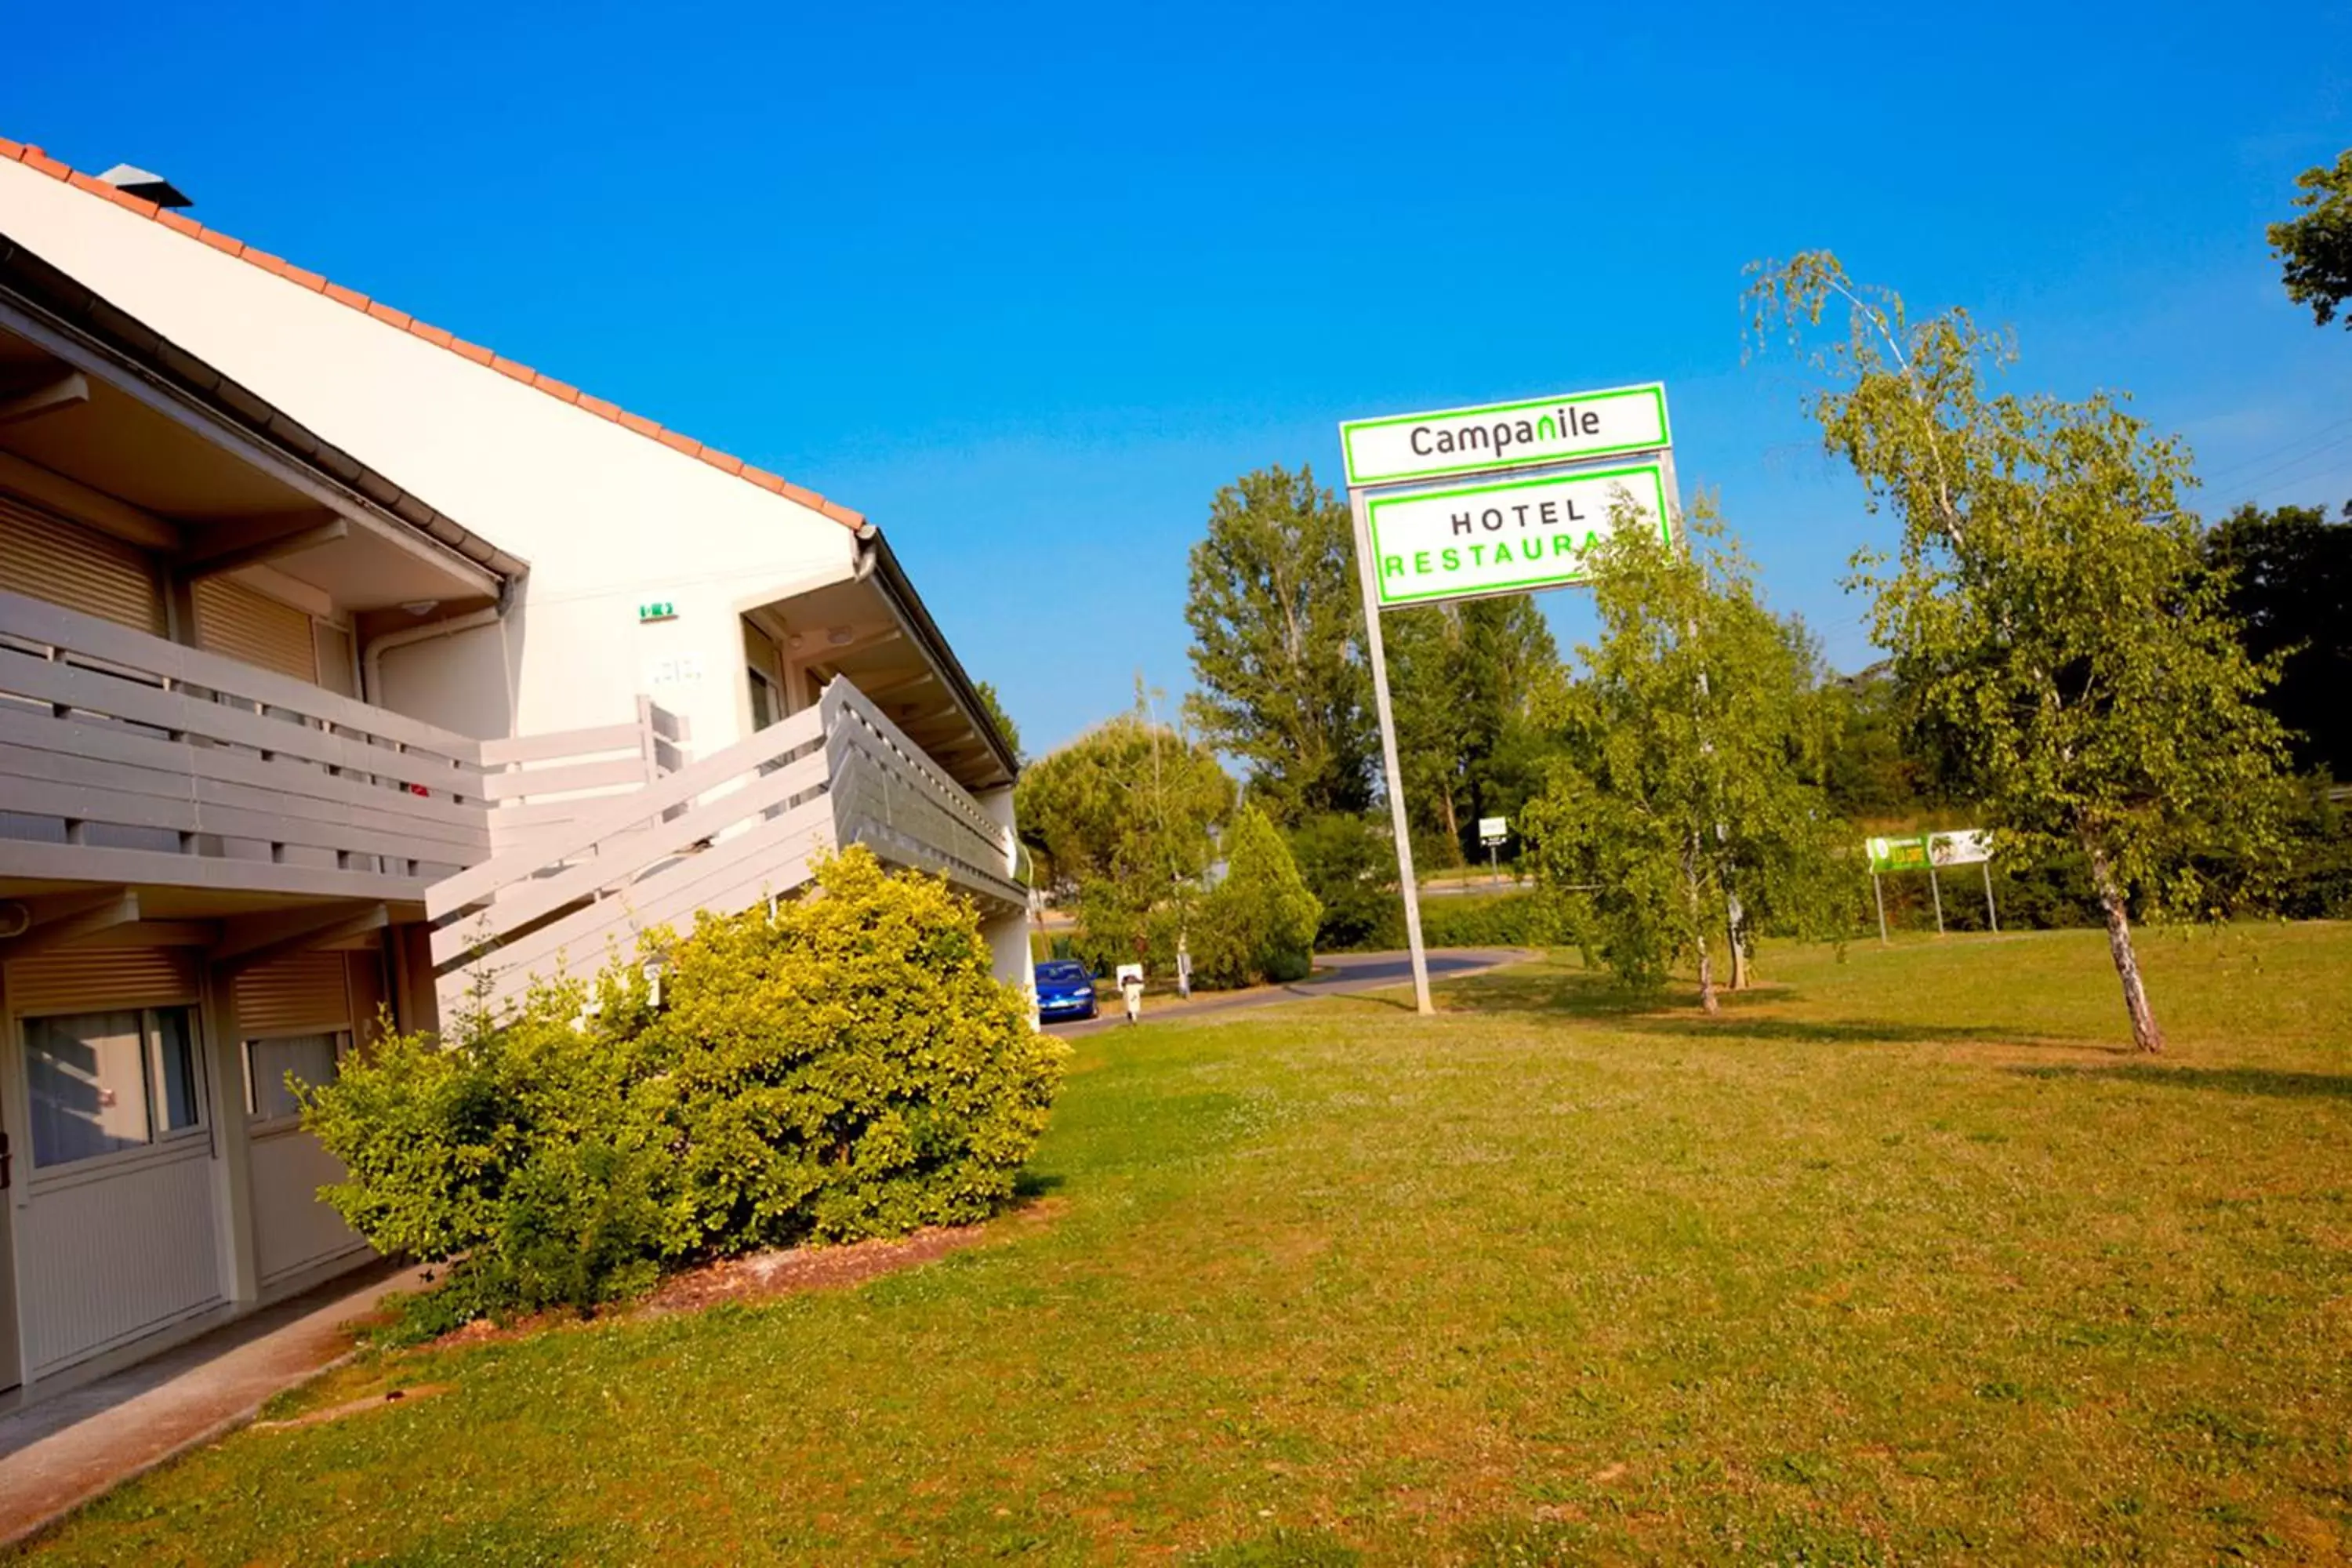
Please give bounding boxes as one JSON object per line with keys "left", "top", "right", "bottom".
{"left": 1340, "top": 383, "right": 1671, "bottom": 488}
{"left": 1363, "top": 463, "right": 1670, "bottom": 608}
{"left": 1478, "top": 816, "right": 1509, "bottom": 844}
{"left": 1115, "top": 964, "right": 1144, "bottom": 985}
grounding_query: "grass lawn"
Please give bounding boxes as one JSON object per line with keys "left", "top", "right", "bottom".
{"left": 19, "top": 925, "right": 2352, "bottom": 1566}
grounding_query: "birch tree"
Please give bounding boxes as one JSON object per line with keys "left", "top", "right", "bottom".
{"left": 1523, "top": 505, "right": 1847, "bottom": 1012}
{"left": 1748, "top": 252, "right": 2291, "bottom": 1052}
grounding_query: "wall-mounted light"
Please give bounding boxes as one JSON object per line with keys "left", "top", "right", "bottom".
{"left": 826, "top": 626, "right": 855, "bottom": 647}
{"left": 398, "top": 600, "right": 440, "bottom": 618}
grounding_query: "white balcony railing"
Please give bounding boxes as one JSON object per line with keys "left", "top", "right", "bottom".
{"left": 0, "top": 589, "right": 490, "bottom": 902}
{"left": 428, "top": 677, "right": 1019, "bottom": 1016}
{"left": 0, "top": 589, "right": 1011, "bottom": 1013}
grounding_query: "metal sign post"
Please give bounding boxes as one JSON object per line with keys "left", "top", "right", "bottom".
{"left": 1348, "top": 488, "right": 1435, "bottom": 1015}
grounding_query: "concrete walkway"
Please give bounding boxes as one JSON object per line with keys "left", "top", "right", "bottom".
{"left": 1050, "top": 946, "right": 1528, "bottom": 1038}
{"left": 0, "top": 1259, "right": 429, "bottom": 1548}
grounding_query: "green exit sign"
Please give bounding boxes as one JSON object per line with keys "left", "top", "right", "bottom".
{"left": 637, "top": 601, "right": 677, "bottom": 623}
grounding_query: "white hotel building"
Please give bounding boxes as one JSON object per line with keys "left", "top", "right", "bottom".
{"left": 0, "top": 137, "right": 1027, "bottom": 1405}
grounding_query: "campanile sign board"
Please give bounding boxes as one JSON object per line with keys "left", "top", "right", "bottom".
{"left": 1363, "top": 462, "right": 1671, "bottom": 608}
{"left": 1338, "top": 382, "right": 1670, "bottom": 488}
{"left": 1339, "top": 380, "right": 1677, "bottom": 1016}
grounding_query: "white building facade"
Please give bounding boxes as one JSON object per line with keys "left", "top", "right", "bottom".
{"left": 0, "top": 137, "right": 1028, "bottom": 1405}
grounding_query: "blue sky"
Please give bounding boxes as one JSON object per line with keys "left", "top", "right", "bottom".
{"left": 9, "top": 2, "right": 2350, "bottom": 753}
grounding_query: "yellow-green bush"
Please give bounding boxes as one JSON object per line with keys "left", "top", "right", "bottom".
{"left": 300, "top": 848, "right": 1065, "bottom": 1327}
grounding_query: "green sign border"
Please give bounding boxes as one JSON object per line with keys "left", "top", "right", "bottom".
{"left": 1339, "top": 383, "right": 1671, "bottom": 488}
{"left": 1366, "top": 463, "right": 1671, "bottom": 607}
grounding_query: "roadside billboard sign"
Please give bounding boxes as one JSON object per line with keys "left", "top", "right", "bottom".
{"left": 1867, "top": 831, "right": 1994, "bottom": 873}
{"left": 1339, "top": 382, "right": 1671, "bottom": 488}
{"left": 1478, "top": 816, "right": 1508, "bottom": 845}
{"left": 1864, "top": 834, "right": 1932, "bottom": 875}
{"left": 1363, "top": 462, "right": 1670, "bottom": 608}
{"left": 1338, "top": 379, "right": 1678, "bottom": 1018}
{"left": 1930, "top": 829, "right": 1992, "bottom": 866}
{"left": 1866, "top": 829, "right": 1998, "bottom": 941}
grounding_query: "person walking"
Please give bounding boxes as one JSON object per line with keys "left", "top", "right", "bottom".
{"left": 1119, "top": 964, "right": 1145, "bottom": 1026}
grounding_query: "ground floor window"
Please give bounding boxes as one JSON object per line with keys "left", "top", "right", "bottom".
{"left": 243, "top": 1031, "right": 348, "bottom": 1124}
{"left": 23, "top": 1006, "right": 205, "bottom": 1169}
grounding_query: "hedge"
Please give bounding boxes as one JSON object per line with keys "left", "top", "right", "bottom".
{"left": 301, "top": 848, "right": 1066, "bottom": 1329}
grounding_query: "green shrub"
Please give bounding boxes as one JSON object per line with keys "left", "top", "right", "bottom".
{"left": 1417, "top": 890, "right": 1569, "bottom": 949}
{"left": 1288, "top": 812, "right": 1403, "bottom": 951}
{"left": 300, "top": 848, "right": 1065, "bottom": 1328}
{"left": 643, "top": 848, "right": 1063, "bottom": 1250}
{"left": 1193, "top": 806, "right": 1323, "bottom": 986}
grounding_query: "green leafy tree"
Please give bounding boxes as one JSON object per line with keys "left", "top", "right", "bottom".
{"left": 1193, "top": 804, "right": 1323, "bottom": 986}
{"left": 2268, "top": 151, "right": 2352, "bottom": 328}
{"left": 1748, "top": 252, "right": 2292, "bottom": 1052}
{"left": 1386, "top": 597, "right": 1558, "bottom": 864}
{"left": 1185, "top": 466, "right": 1375, "bottom": 822}
{"left": 2204, "top": 500, "right": 2352, "bottom": 779}
{"left": 1819, "top": 664, "right": 1946, "bottom": 822}
{"left": 1014, "top": 695, "right": 1233, "bottom": 968}
{"left": 1522, "top": 505, "right": 1849, "bottom": 1011}
{"left": 973, "top": 680, "right": 1024, "bottom": 768}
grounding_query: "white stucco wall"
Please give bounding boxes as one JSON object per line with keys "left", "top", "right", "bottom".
{"left": 0, "top": 158, "right": 860, "bottom": 752}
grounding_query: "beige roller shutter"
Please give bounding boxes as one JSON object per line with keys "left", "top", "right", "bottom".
{"left": 234, "top": 950, "right": 351, "bottom": 1037}
{"left": 0, "top": 493, "right": 166, "bottom": 634}
{"left": 5, "top": 948, "right": 198, "bottom": 1018}
{"left": 193, "top": 577, "right": 317, "bottom": 684}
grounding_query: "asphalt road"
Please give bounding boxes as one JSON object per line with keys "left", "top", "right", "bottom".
{"left": 1044, "top": 947, "right": 1525, "bottom": 1038}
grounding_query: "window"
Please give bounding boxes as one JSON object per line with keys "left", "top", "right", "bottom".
{"left": 748, "top": 666, "right": 782, "bottom": 731}
{"left": 244, "top": 1032, "right": 347, "bottom": 1123}
{"left": 23, "top": 1007, "right": 206, "bottom": 1170}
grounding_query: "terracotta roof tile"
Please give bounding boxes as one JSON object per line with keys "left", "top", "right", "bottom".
{"left": 5, "top": 135, "right": 866, "bottom": 533}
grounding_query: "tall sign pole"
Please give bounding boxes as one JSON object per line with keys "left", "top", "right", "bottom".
{"left": 1349, "top": 488, "right": 1435, "bottom": 1015}
{"left": 1338, "top": 383, "right": 1675, "bottom": 1020}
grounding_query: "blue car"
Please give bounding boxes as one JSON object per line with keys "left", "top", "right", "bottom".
{"left": 1034, "top": 960, "right": 1098, "bottom": 1022}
